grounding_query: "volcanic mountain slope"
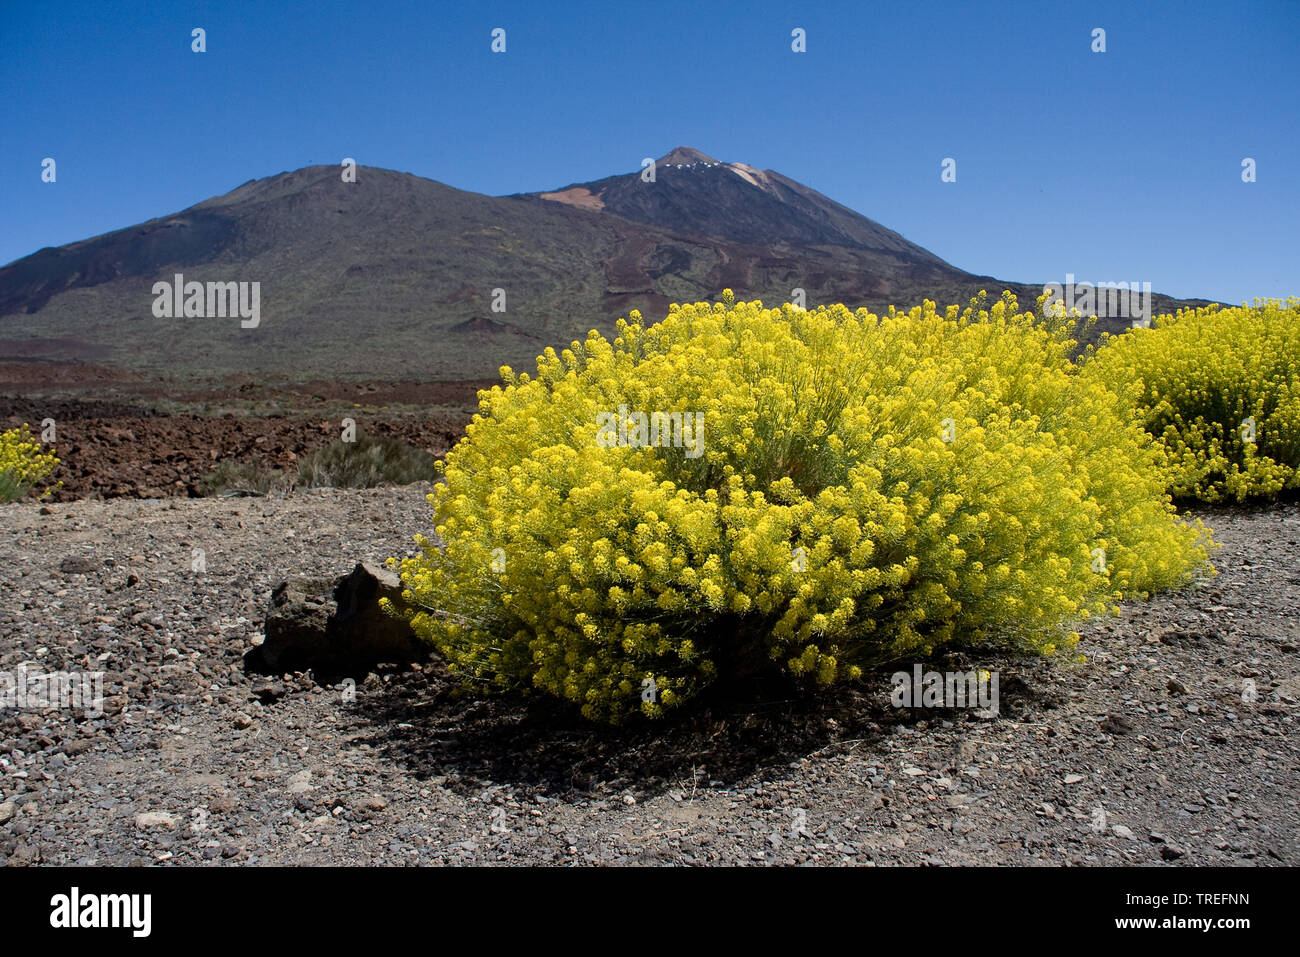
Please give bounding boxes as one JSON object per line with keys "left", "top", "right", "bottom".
{"left": 0, "top": 167, "right": 628, "bottom": 380}
{"left": 0, "top": 149, "right": 1211, "bottom": 381}
{"left": 533, "top": 146, "right": 955, "bottom": 260}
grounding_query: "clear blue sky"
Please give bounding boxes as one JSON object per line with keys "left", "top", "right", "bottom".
{"left": 2, "top": 0, "right": 1297, "bottom": 305}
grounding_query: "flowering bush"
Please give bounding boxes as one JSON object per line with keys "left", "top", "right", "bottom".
{"left": 391, "top": 291, "right": 1212, "bottom": 721}
{"left": 0, "top": 423, "right": 60, "bottom": 503}
{"left": 1082, "top": 299, "right": 1300, "bottom": 502}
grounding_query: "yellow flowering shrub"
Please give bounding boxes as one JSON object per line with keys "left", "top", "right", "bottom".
{"left": 391, "top": 291, "right": 1212, "bottom": 721}
{"left": 0, "top": 423, "right": 60, "bottom": 503}
{"left": 1082, "top": 298, "right": 1300, "bottom": 502}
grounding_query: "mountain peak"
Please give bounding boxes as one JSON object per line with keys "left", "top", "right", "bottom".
{"left": 529, "top": 149, "right": 955, "bottom": 263}
{"left": 656, "top": 146, "right": 721, "bottom": 167}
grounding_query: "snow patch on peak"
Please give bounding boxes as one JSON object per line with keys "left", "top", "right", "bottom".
{"left": 725, "top": 162, "right": 779, "bottom": 194}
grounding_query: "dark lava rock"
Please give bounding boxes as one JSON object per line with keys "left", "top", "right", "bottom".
{"left": 251, "top": 679, "right": 286, "bottom": 703}
{"left": 59, "top": 555, "right": 98, "bottom": 574}
{"left": 1100, "top": 713, "right": 1134, "bottom": 735}
{"left": 246, "top": 562, "right": 426, "bottom": 680}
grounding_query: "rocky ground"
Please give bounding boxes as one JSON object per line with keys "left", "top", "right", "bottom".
{"left": 0, "top": 401, "right": 465, "bottom": 502}
{"left": 0, "top": 362, "right": 485, "bottom": 500}
{"left": 0, "top": 488, "right": 1297, "bottom": 866}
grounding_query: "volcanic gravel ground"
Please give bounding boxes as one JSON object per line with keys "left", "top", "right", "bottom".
{"left": 0, "top": 488, "right": 1297, "bottom": 865}
{"left": 1, "top": 401, "right": 462, "bottom": 501}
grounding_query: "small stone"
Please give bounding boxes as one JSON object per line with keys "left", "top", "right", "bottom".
{"left": 0, "top": 802, "right": 14, "bottom": 824}
{"left": 1063, "top": 774, "right": 1085, "bottom": 784}
{"left": 59, "top": 555, "right": 98, "bottom": 574}
{"left": 134, "top": 811, "right": 177, "bottom": 830}
{"left": 9, "top": 842, "right": 37, "bottom": 866}
{"left": 252, "top": 680, "right": 285, "bottom": 703}
{"left": 1100, "top": 713, "right": 1133, "bottom": 734}
{"left": 209, "top": 794, "right": 238, "bottom": 814}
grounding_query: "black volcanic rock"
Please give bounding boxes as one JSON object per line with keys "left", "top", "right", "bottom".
{"left": 247, "top": 562, "right": 426, "bottom": 680}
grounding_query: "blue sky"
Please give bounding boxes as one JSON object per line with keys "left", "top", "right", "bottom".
{"left": 2, "top": 0, "right": 1297, "bottom": 305}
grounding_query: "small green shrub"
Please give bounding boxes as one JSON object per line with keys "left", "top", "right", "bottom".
{"left": 197, "top": 460, "right": 290, "bottom": 497}
{"left": 198, "top": 432, "right": 436, "bottom": 495}
{"left": 296, "top": 431, "right": 436, "bottom": 488}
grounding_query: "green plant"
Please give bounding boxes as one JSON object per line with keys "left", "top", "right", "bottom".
{"left": 296, "top": 431, "right": 436, "bottom": 488}
{"left": 1082, "top": 298, "right": 1300, "bottom": 502}
{"left": 0, "top": 423, "right": 60, "bottom": 503}
{"left": 196, "top": 460, "right": 290, "bottom": 497}
{"left": 391, "top": 292, "right": 1213, "bottom": 721}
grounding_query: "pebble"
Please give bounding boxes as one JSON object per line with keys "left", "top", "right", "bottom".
{"left": 134, "top": 811, "right": 177, "bottom": 830}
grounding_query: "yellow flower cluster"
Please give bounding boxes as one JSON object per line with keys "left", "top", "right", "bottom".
{"left": 0, "top": 423, "right": 60, "bottom": 503}
{"left": 1081, "top": 298, "right": 1300, "bottom": 502}
{"left": 392, "top": 290, "right": 1213, "bottom": 721}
